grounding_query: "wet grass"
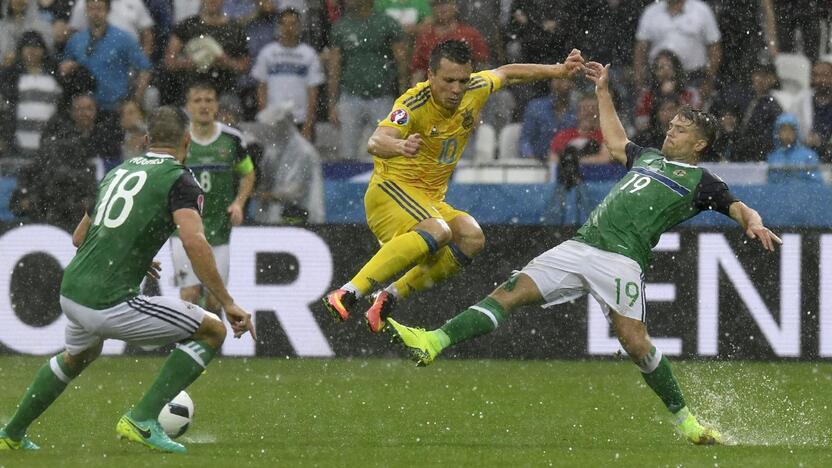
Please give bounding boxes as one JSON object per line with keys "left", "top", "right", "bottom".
{"left": 1, "top": 357, "right": 830, "bottom": 467}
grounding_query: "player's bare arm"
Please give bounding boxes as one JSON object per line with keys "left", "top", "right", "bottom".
{"left": 367, "top": 126, "right": 422, "bottom": 159}
{"left": 586, "top": 61, "right": 629, "bottom": 164}
{"left": 728, "top": 201, "right": 783, "bottom": 252}
{"left": 492, "top": 49, "right": 585, "bottom": 86}
{"left": 72, "top": 213, "right": 92, "bottom": 247}
{"left": 174, "top": 208, "right": 256, "bottom": 339}
{"left": 227, "top": 170, "right": 255, "bottom": 226}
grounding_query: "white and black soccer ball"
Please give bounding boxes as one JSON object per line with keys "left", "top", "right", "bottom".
{"left": 158, "top": 391, "right": 194, "bottom": 439}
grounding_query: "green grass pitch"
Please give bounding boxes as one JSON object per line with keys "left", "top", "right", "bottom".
{"left": 1, "top": 356, "right": 830, "bottom": 467}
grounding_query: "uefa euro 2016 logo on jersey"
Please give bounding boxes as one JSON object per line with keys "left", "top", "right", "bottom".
{"left": 390, "top": 109, "right": 409, "bottom": 126}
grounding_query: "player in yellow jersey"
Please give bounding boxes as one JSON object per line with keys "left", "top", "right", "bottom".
{"left": 323, "top": 40, "right": 585, "bottom": 332}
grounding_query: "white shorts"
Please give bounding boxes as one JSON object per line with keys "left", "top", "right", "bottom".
{"left": 170, "top": 237, "right": 230, "bottom": 288}
{"left": 520, "top": 240, "right": 646, "bottom": 322}
{"left": 61, "top": 295, "right": 207, "bottom": 355}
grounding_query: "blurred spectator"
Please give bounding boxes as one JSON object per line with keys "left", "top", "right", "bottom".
{"left": 10, "top": 93, "right": 100, "bottom": 230}
{"left": 162, "top": 0, "right": 250, "bottom": 105}
{"left": 119, "top": 100, "right": 146, "bottom": 160}
{"left": 505, "top": 0, "right": 571, "bottom": 66}
{"left": 0, "top": 31, "right": 61, "bottom": 159}
{"left": 36, "top": 0, "right": 74, "bottom": 48}
{"left": 710, "top": 0, "right": 776, "bottom": 94}
{"left": 772, "top": 0, "right": 831, "bottom": 62}
{"left": 144, "top": 0, "right": 174, "bottom": 62}
{"left": 455, "top": 0, "right": 504, "bottom": 66}
{"left": 327, "top": 0, "right": 407, "bottom": 159}
{"left": 410, "top": 0, "right": 489, "bottom": 83}
{"left": 0, "top": 0, "right": 54, "bottom": 66}
{"left": 246, "top": 0, "right": 279, "bottom": 59}
{"left": 223, "top": 0, "right": 257, "bottom": 21}
{"left": 60, "top": 0, "right": 151, "bottom": 169}
{"left": 634, "top": 50, "right": 702, "bottom": 133}
{"left": 732, "top": 63, "right": 782, "bottom": 161}
{"left": 254, "top": 104, "right": 325, "bottom": 225}
{"left": 546, "top": 94, "right": 614, "bottom": 225}
{"left": 503, "top": 0, "right": 573, "bottom": 117}
{"left": 805, "top": 59, "right": 832, "bottom": 161}
{"left": 767, "top": 113, "right": 821, "bottom": 183}
{"left": 218, "top": 93, "right": 243, "bottom": 127}
{"left": 519, "top": 78, "right": 576, "bottom": 160}
{"left": 633, "top": 0, "right": 721, "bottom": 98}
{"left": 252, "top": 7, "right": 324, "bottom": 141}
{"left": 172, "top": 0, "right": 201, "bottom": 24}
{"left": 636, "top": 96, "right": 680, "bottom": 149}
{"left": 709, "top": 106, "right": 741, "bottom": 162}
{"left": 376, "top": 0, "right": 431, "bottom": 36}
{"left": 68, "top": 0, "right": 155, "bottom": 57}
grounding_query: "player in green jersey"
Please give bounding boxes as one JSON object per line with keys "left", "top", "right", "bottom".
{"left": 171, "top": 81, "right": 256, "bottom": 321}
{"left": 386, "top": 62, "right": 782, "bottom": 445}
{"left": 0, "top": 107, "right": 255, "bottom": 454}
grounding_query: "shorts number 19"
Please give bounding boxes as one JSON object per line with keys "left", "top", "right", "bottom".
{"left": 614, "top": 277, "right": 640, "bottom": 307}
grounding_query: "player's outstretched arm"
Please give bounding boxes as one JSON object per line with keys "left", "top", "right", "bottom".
{"left": 174, "top": 208, "right": 255, "bottom": 338}
{"left": 728, "top": 201, "right": 783, "bottom": 252}
{"left": 585, "top": 62, "right": 629, "bottom": 164}
{"left": 367, "top": 126, "right": 422, "bottom": 159}
{"left": 72, "top": 213, "right": 91, "bottom": 247}
{"left": 492, "top": 49, "right": 585, "bottom": 86}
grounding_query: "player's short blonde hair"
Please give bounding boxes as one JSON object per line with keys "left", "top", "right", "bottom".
{"left": 148, "top": 106, "right": 189, "bottom": 147}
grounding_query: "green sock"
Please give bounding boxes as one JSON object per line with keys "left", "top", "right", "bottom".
{"left": 640, "top": 349, "right": 687, "bottom": 414}
{"left": 131, "top": 340, "right": 217, "bottom": 421}
{"left": 4, "top": 354, "right": 79, "bottom": 440}
{"left": 439, "top": 297, "right": 507, "bottom": 346}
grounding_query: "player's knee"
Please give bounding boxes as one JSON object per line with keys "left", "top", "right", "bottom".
{"left": 199, "top": 312, "right": 227, "bottom": 347}
{"left": 464, "top": 230, "right": 485, "bottom": 255}
{"left": 417, "top": 219, "right": 453, "bottom": 247}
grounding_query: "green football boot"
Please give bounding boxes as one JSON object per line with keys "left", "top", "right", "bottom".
{"left": 676, "top": 410, "right": 724, "bottom": 445}
{"left": 0, "top": 429, "right": 40, "bottom": 450}
{"left": 116, "top": 412, "right": 186, "bottom": 454}
{"left": 387, "top": 318, "right": 443, "bottom": 367}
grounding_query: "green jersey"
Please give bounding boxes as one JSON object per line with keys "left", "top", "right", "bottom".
{"left": 574, "top": 143, "right": 737, "bottom": 271}
{"left": 61, "top": 152, "right": 204, "bottom": 309}
{"left": 183, "top": 123, "right": 253, "bottom": 246}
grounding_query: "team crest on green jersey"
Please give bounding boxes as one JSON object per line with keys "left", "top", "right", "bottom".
{"left": 673, "top": 169, "right": 687, "bottom": 177}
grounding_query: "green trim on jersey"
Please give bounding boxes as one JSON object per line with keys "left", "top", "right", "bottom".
{"left": 574, "top": 149, "right": 705, "bottom": 271}
{"left": 179, "top": 122, "right": 250, "bottom": 245}
{"left": 60, "top": 153, "right": 190, "bottom": 309}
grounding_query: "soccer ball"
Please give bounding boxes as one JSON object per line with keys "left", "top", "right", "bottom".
{"left": 158, "top": 391, "right": 194, "bottom": 439}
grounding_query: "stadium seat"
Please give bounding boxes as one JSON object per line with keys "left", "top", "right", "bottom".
{"left": 472, "top": 123, "right": 497, "bottom": 164}
{"left": 497, "top": 122, "right": 522, "bottom": 160}
{"left": 775, "top": 53, "right": 811, "bottom": 92}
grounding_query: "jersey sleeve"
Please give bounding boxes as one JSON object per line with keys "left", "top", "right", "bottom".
{"left": 168, "top": 170, "right": 204, "bottom": 214}
{"left": 624, "top": 142, "right": 647, "bottom": 170}
{"left": 377, "top": 93, "right": 417, "bottom": 137}
{"left": 693, "top": 169, "right": 738, "bottom": 216}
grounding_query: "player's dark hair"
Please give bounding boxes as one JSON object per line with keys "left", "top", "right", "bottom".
{"left": 677, "top": 106, "right": 718, "bottom": 155}
{"left": 429, "top": 39, "right": 472, "bottom": 73}
{"left": 148, "top": 106, "right": 190, "bottom": 147}
{"left": 186, "top": 80, "right": 218, "bottom": 99}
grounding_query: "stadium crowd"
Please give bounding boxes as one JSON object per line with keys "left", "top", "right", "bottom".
{"left": 0, "top": 0, "right": 830, "bottom": 226}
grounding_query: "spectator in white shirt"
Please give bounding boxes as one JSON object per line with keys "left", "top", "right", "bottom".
{"left": 68, "top": 0, "right": 155, "bottom": 57}
{"left": 251, "top": 8, "right": 324, "bottom": 140}
{"left": 633, "top": 0, "right": 721, "bottom": 98}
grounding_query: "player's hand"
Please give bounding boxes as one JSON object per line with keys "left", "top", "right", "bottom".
{"left": 400, "top": 133, "right": 422, "bottom": 158}
{"left": 560, "top": 49, "right": 585, "bottom": 78}
{"left": 745, "top": 223, "right": 783, "bottom": 252}
{"left": 224, "top": 302, "right": 256, "bottom": 340}
{"left": 227, "top": 201, "right": 244, "bottom": 225}
{"left": 585, "top": 62, "right": 611, "bottom": 92}
{"left": 145, "top": 260, "right": 161, "bottom": 280}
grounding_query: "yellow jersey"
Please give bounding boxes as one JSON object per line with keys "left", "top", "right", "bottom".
{"left": 374, "top": 70, "right": 503, "bottom": 200}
